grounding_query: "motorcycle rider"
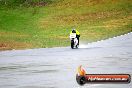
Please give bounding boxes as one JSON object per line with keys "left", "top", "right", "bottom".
{"left": 70, "top": 28, "right": 80, "bottom": 45}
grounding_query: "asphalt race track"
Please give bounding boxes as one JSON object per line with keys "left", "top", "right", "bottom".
{"left": 0, "top": 32, "right": 132, "bottom": 88}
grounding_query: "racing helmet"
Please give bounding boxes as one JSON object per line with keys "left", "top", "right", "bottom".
{"left": 72, "top": 29, "right": 76, "bottom": 33}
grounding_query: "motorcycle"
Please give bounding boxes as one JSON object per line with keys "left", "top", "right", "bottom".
{"left": 70, "top": 33, "right": 79, "bottom": 49}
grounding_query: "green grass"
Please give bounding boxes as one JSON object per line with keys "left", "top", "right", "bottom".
{"left": 0, "top": 0, "right": 132, "bottom": 50}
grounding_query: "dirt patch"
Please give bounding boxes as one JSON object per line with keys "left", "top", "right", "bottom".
{"left": 55, "top": 0, "right": 106, "bottom": 8}
{"left": 30, "top": 2, "right": 47, "bottom": 7}
{"left": 0, "top": 43, "right": 6, "bottom": 48}
{"left": 0, "top": 42, "right": 32, "bottom": 50}
{"left": 103, "top": 15, "right": 132, "bottom": 29}
{"left": 53, "top": 11, "right": 121, "bottom": 23}
{"left": 0, "top": 32, "right": 30, "bottom": 37}
{"left": 39, "top": 10, "right": 124, "bottom": 29}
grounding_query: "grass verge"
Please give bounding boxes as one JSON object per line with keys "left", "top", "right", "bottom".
{"left": 0, "top": 0, "right": 132, "bottom": 50}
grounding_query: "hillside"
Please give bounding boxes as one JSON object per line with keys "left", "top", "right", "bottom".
{"left": 0, "top": 0, "right": 132, "bottom": 50}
